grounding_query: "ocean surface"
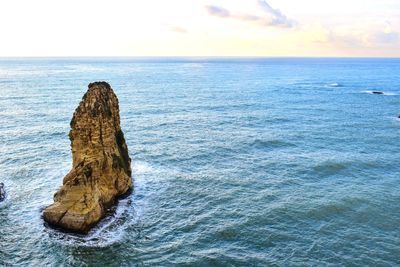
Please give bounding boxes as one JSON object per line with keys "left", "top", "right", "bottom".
{"left": 0, "top": 57, "right": 399, "bottom": 266}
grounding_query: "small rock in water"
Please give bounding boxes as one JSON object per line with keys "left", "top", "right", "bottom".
{"left": 43, "top": 82, "right": 132, "bottom": 233}
{"left": 372, "top": 91, "right": 384, "bottom": 95}
{"left": 0, "top": 182, "right": 5, "bottom": 202}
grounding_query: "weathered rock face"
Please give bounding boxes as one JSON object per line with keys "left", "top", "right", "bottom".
{"left": 43, "top": 82, "right": 132, "bottom": 233}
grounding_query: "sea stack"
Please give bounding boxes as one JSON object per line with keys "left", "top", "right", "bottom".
{"left": 43, "top": 82, "right": 132, "bottom": 233}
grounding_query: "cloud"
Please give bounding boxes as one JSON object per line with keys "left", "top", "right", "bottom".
{"left": 368, "top": 22, "right": 399, "bottom": 44}
{"left": 170, "top": 26, "right": 188, "bottom": 34}
{"left": 256, "top": 0, "right": 294, "bottom": 28}
{"left": 369, "top": 31, "right": 399, "bottom": 43}
{"left": 205, "top": 5, "right": 230, "bottom": 18}
{"left": 205, "top": 1, "right": 294, "bottom": 28}
{"left": 312, "top": 23, "right": 400, "bottom": 49}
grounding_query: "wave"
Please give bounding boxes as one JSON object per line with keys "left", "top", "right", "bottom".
{"left": 0, "top": 200, "right": 10, "bottom": 209}
{"left": 133, "top": 161, "right": 154, "bottom": 174}
{"left": 46, "top": 195, "right": 139, "bottom": 248}
{"left": 312, "top": 160, "right": 349, "bottom": 176}
{"left": 0, "top": 193, "right": 9, "bottom": 208}
{"left": 305, "top": 197, "right": 367, "bottom": 220}
{"left": 250, "top": 139, "right": 295, "bottom": 150}
{"left": 66, "top": 64, "right": 105, "bottom": 73}
{"left": 327, "top": 83, "right": 342, "bottom": 88}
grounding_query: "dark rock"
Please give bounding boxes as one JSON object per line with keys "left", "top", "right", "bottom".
{"left": 0, "top": 182, "right": 5, "bottom": 202}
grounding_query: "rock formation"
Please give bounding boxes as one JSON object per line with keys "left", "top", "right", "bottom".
{"left": 372, "top": 91, "right": 384, "bottom": 95}
{"left": 43, "top": 82, "right": 132, "bottom": 233}
{"left": 0, "top": 182, "right": 5, "bottom": 202}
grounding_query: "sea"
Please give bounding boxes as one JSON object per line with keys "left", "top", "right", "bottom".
{"left": 0, "top": 57, "right": 399, "bottom": 266}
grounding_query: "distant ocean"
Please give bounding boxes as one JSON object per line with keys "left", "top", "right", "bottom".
{"left": 0, "top": 58, "right": 399, "bottom": 266}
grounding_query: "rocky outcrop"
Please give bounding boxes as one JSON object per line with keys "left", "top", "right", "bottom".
{"left": 43, "top": 82, "right": 132, "bottom": 233}
{"left": 0, "top": 182, "right": 5, "bottom": 202}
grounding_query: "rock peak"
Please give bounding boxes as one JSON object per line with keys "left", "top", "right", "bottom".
{"left": 43, "top": 82, "right": 132, "bottom": 233}
{"left": 88, "top": 81, "right": 112, "bottom": 90}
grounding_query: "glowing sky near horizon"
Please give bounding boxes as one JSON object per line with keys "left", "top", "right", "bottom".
{"left": 0, "top": 0, "right": 399, "bottom": 57}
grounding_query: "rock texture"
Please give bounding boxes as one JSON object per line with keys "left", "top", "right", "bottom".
{"left": 43, "top": 82, "right": 132, "bottom": 233}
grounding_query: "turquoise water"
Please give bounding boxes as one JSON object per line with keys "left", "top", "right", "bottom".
{"left": 0, "top": 58, "right": 399, "bottom": 266}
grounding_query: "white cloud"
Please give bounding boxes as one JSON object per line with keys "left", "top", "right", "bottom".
{"left": 205, "top": 5, "right": 231, "bottom": 18}
{"left": 205, "top": 1, "right": 295, "bottom": 28}
{"left": 256, "top": 0, "right": 294, "bottom": 27}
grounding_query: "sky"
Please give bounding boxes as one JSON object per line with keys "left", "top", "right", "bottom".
{"left": 0, "top": 0, "right": 399, "bottom": 57}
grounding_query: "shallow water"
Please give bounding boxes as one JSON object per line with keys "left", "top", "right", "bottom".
{"left": 0, "top": 58, "right": 400, "bottom": 266}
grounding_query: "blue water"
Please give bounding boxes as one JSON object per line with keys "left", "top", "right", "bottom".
{"left": 0, "top": 58, "right": 399, "bottom": 266}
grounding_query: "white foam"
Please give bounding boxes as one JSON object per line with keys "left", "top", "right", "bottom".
{"left": 329, "top": 83, "right": 341, "bottom": 87}
{"left": 67, "top": 65, "right": 104, "bottom": 73}
{"left": 82, "top": 199, "right": 134, "bottom": 247}
{"left": 133, "top": 161, "right": 154, "bottom": 174}
{"left": 48, "top": 196, "right": 138, "bottom": 248}
{"left": 323, "top": 83, "right": 342, "bottom": 89}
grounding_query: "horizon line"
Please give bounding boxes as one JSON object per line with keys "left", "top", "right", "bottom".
{"left": 1, "top": 56, "right": 400, "bottom": 60}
